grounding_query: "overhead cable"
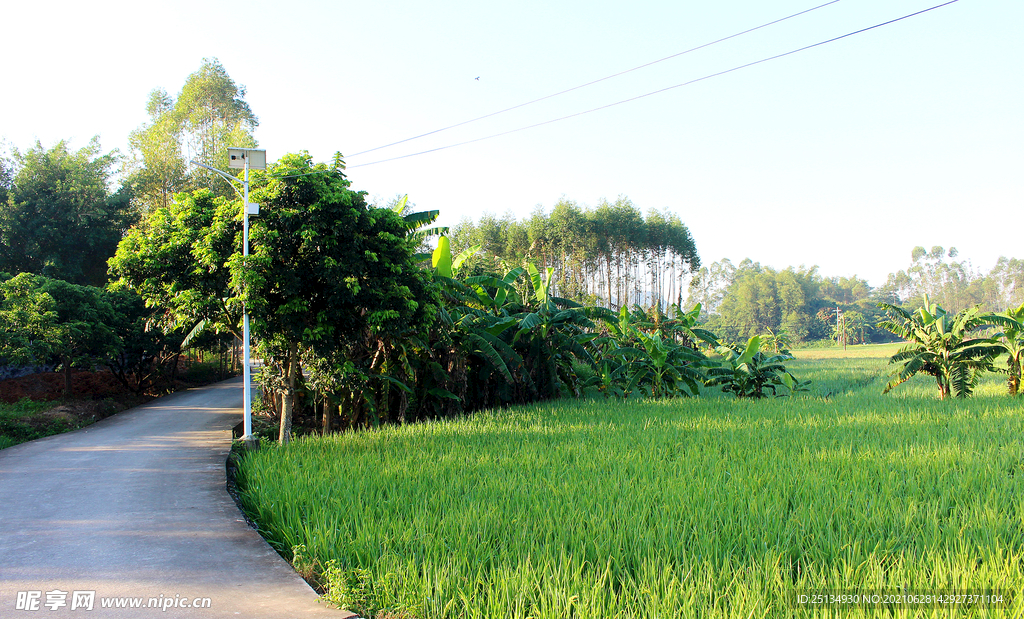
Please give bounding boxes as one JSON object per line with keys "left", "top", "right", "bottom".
{"left": 347, "top": 0, "right": 842, "bottom": 158}
{"left": 348, "top": 0, "right": 959, "bottom": 169}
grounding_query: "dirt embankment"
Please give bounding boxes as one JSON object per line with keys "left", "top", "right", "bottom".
{"left": 1, "top": 365, "right": 236, "bottom": 442}
{"left": 0, "top": 370, "right": 149, "bottom": 435}
{"left": 0, "top": 369, "right": 128, "bottom": 403}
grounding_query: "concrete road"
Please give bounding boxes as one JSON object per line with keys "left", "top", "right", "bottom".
{"left": 0, "top": 377, "right": 356, "bottom": 618}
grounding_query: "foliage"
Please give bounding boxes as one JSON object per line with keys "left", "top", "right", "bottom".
{"left": 125, "top": 58, "right": 258, "bottom": 211}
{"left": 879, "top": 245, "right": 1024, "bottom": 312}
{"left": 590, "top": 303, "right": 715, "bottom": 399}
{"left": 390, "top": 194, "right": 448, "bottom": 259}
{"left": 0, "top": 273, "right": 121, "bottom": 396}
{"left": 705, "top": 335, "right": 807, "bottom": 398}
{"left": 103, "top": 288, "right": 184, "bottom": 394}
{"left": 110, "top": 188, "right": 241, "bottom": 338}
{"left": 0, "top": 138, "right": 135, "bottom": 286}
{"left": 0, "top": 272, "right": 58, "bottom": 366}
{"left": 877, "top": 297, "right": 1001, "bottom": 399}
{"left": 430, "top": 254, "right": 595, "bottom": 411}
{"left": 37, "top": 277, "right": 119, "bottom": 396}
{"left": 704, "top": 260, "right": 886, "bottom": 345}
{"left": 240, "top": 152, "right": 439, "bottom": 442}
{"left": 759, "top": 326, "right": 792, "bottom": 354}
{"left": 0, "top": 148, "right": 13, "bottom": 206}
{"left": 125, "top": 88, "right": 187, "bottom": 212}
{"left": 0, "top": 399, "right": 83, "bottom": 448}
{"left": 986, "top": 303, "right": 1024, "bottom": 395}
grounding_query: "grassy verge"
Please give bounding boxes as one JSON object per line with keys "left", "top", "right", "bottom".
{"left": 235, "top": 347, "right": 1024, "bottom": 618}
{"left": 0, "top": 395, "right": 101, "bottom": 448}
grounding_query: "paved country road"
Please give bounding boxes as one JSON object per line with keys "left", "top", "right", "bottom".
{"left": 0, "top": 377, "right": 355, "bottom": 618}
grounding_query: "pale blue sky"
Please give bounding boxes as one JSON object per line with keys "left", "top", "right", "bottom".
{"left": 4, "top": 0, "right": 1020, "bottom": 286}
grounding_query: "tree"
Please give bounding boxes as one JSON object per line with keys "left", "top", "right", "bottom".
{"left": 877, "top": 297, "right": 1000, "bottom": 399}
{"left": 988, "top": 257, "right": 1024, "bottom": 309}
{"left": 0, "top": 272, "right": 58, "bottom": 368}
{"left": 882, "top": 246, "right": 980, "bottom": 312}
{"left": 125, "top": 58, "right": 258, "bottom": 210}
{"left": 109, "top": 189, "right": 242, "bottom": 339}
{"left": 39, "top": 277, "right": 118, "bottom": 397}
{"left": 688, "top": 259, "right": 735, "bottom": 318}
{"left": 103, "top": 288, "right": 183, "bottom": 395}
{"left": 0, "top": 138, "right": 135, "bottom": 286}
{"left": 239, "top": 152, "right": 438, "bottom": 443}
{"left": 447, "top": 196, "right": 700, "bottom": 311}
{"left": 175, "top": 58, "right": 258, "bottom": 196}
{"left": 0, "top": 273, "right": 118, "bottom": 397}
{"left": 712, "top": 261, "right": 782, "bottom": 342}
{"left": 0, "top": 146, "right": 13, "bottom": 207}
{"left": 125, "top": 89, "right": 187, "bottom": 213}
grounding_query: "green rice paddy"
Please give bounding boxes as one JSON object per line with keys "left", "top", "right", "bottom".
{"left": 236, "top": 344, "right": 1024, "bottom": 618}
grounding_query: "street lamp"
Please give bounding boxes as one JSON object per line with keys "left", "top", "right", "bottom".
{"left": 190, "top": 148, "right": 265, "bottom": 445}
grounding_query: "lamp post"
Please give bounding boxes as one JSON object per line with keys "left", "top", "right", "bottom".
{"left": 190, "top": 148, "right": 265, "bottom": 444}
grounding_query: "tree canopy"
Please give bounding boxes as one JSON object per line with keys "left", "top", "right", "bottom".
{"left": 108, "top": 188, "right": 241, "bottom": 337}
{"left": 879, "top": 246, "right": 1024, "bottom": 312}
{"left": 125, "top": 57, "right": 258, "bottom": 212}
{"left": 238, "top": 153, "right": 439, "bottom": 441}
{"left": 0, "top": 138, "right": 134, "bottom": 286}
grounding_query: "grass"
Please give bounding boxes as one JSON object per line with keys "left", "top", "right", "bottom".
{"left": 0, "top": 398, "right": 73, "bottom": 450}
{"left": 235, "top": 346, "right": 1024, "bottom": 618}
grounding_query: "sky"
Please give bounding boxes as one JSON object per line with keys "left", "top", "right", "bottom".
{"left": 3, "top": 0, "right": 1021, "bottom": 287}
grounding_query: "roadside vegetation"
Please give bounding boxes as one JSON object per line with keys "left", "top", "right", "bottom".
{"left": 0, "top": 398, "right": 56, "bottom": 450}
{"left": 235, "top": 345, "right": 1024, "bottom": 618}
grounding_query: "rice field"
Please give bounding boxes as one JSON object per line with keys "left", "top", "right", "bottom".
{"left": 235, "top": 344, "right": 1024, "bottom": 618}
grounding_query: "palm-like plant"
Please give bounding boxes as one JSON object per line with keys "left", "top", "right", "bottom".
{"left": 590, "top": 303, "right": 715, "bottom": 399}
{"left": 705, "top": 335, "right": 801, "bottom": 398}
{"left": 510, "top": 264, "right": 598, "bottom": 398}
{"left": 986, "top": 303, "right": 1024, "bottom": 395}
{"left": 876, "top": 297, "right": 1000, "bottom": 399}
{"left": 628, "top": 329, "right": 706, "bottom": 397}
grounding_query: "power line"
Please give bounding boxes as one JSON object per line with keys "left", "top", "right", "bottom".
{"left": 347, "top": 0, "right": 842, "bottom": 158}
{"left": 348, "top": 0, "right": 959, "bottom": 170}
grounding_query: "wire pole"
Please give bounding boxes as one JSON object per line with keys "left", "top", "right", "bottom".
{"left": 836, "top": 306, "right": 841, "bottom": 348}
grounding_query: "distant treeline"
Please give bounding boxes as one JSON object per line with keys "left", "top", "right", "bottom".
{"left": 448, "top": 196, "right": 699, "bottom": 311}
{"left": 451, "top": 197, "right": 1024, "bottom": 346}
{"left": 688, "top": 247, "right": 1024, "bottom": 345}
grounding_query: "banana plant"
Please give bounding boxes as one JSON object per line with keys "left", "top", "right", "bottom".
{"left": 877, "top": 296, "right": 1001, "bottom": 399}
{"left": 431, "top": 235, "right": 481, "bottom": 279}
{"left": 666, "top": 302, "right": 719, "bottom": 349}
{"left": 462, "top": 267, "right": 526, "bottom": 314}
{"left": 983, "top": 303, "right": 1024, "bottom": 395}
{"left": 392, "top": 195, "right": 449, "bottom": 262}
{"left": 629, "top": 329, "right": 706, "bottom": 397}
{"left": 705, "top": 335, "right": 802, "bottom": 398}
{"left": 590, "top": 303, "right": 711, "bottom": 399}
{"left": 760, "top": 325, "right": 793, "bottom": 354}
{"left": 585, "top": 356, "right": 631, "bottom": 399}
